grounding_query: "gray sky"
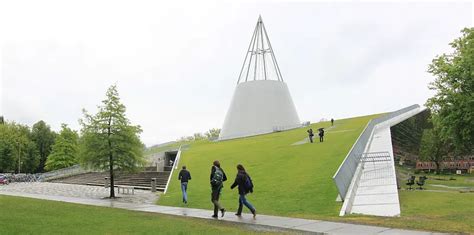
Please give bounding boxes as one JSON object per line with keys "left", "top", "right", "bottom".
{"left": 1, "top": 1, "right": 472, "bottom": 146}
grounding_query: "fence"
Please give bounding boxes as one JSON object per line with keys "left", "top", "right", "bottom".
{"left": 39, "top": 164, "right": 90, "bottom": 181}
{"left": 332, "top": 104, "right": 420, "bottom": 200}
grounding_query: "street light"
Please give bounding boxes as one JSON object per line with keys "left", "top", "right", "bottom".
{"left": 18, "top": 142, "right": 21, "bottom": 174}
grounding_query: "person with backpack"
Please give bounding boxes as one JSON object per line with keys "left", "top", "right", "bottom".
{"left": 307, "top": 128, "right": 314, "bottom": 143}
{"left": 230, "top": 164, "right": 256, "bottom": 218}
{"left": 318, "top": 128, "right": 325, "bottom": 142}
{"left": 210, "top": 160, "right": 227, "bottom": 218}
{"left": 178, "top": 165, "right": 191, "bottom": 204}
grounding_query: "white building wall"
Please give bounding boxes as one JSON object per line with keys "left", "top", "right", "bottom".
{"left": 219, "top": 80, "right": 301, "bottom": 140}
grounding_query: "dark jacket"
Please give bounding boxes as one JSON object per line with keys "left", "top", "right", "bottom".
{"left": 178, "top": 169, "right": 191, "bottom": 183}
{"left": 210, "top": 166, "right": 227, "bottom": 183}
{"left": 319, "top": 129, "right": 324, "bottom": 137}
{"left": 231, "top": 171, "right": 252, "bottom": 195}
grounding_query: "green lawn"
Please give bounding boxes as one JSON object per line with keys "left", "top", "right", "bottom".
{"left": 159, "top": 114, "right": 377, "bottom": 217}
{"left": 158, "top": 114, "right": 474, "bottom": 233}
{"left": 0, "top": 195, "right": 292, "bottom": 235}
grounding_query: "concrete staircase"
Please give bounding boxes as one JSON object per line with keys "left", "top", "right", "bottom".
{"left": 50, "top": 171, "right": 171, "bottom": 191}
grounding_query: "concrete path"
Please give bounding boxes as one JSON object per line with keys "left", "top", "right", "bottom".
{"left": 0, "top": 189, "right": 444, "bottom": 234}
{"left": 0, "top": 182, "right": 157, "bottom": 204}
{"left": 351, "top": 128, "right": 400, "bottom": 216}
{"left": 349, "top": 108, "right": 423, "bottom": 217}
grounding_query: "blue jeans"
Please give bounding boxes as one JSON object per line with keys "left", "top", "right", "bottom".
{"left": 237, "top": 194, "right": 255, "bottom": 214}
{"left": 181, "top": 182, "right": 188, "bottom": 202}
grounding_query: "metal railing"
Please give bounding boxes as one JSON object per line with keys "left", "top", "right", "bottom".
{"left": 39, "top": 164, "right": 90, "bottom": 181}
{"left": 332, "top": 104, "right": 420, "bottom": 200}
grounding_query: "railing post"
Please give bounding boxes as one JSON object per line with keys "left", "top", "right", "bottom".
{"left": 151, "top": 178, "right": 157, "bottom": 192}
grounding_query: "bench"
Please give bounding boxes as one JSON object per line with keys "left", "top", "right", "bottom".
{"left": 406, "top": 176, "right": 415, "bottom": 190}
{"left": 117, "top": 186, "right": 135, "bottom": 195}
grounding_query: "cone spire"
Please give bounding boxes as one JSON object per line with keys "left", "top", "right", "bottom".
{"left": 237, "top": 16, "right": 284, "bottom": 84}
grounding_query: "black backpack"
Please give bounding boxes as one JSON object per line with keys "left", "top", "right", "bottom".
{"left": 211, "top": 167, "right": 224, "bottom": 188}
{"left": 244, "top": 174, "right": 254, "bottom": 193}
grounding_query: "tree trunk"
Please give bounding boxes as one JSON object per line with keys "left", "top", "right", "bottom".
{"left": 435, "top": 161, "right": 440, "bottom": 174}
{"left": 108, "top": 117, "right": 115, "bottom": 198}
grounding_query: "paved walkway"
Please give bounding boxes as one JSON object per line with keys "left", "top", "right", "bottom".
{"left": 0, "top": 183, "right": 444, "bottom": 235}
{"left": 0, "top": 182, "right": 157, "bottom": 204}
{"left": 350, "top": 108, "right": 423, "bottom": 217}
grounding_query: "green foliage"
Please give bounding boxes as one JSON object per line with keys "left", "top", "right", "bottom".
{"left": 205, "top": 128, "right": 221, "bottom": 140}
{"left": 45, "top": 124, "right": 79, "bottom": 171}
{"left": 420, "top": 128, "right": 449, "bottom": 172}
{"left": 193, "top": 132, "right": 206, "bottom": 140}
{"left": 31, "top": 120, "right": 56, "bottom": 172}
{"left": 427, "top": 27, "right": 474, "bottom": 154}
{"left": 79, "top": 85, "right": 145, "bottom": 197}
{"left": 0, "top": 122, "right": 39, "bottom": 173}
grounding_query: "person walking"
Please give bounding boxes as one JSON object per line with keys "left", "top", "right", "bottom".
{"left": 307, "top": 128, "right": 314, "bottom": 143}
{"left": 331, "top": 118, "right": 334, "bottom": 126}
{"left": 319, "top": 128, "right": 325, "bottom": 142}
{"left": 210, "top": 160, "right": 227, "bottom": 218}
{"left": 178, "top": 165, "right": 191, "bottom": 204}
{"left": 231, "top": 164, "right": 256, "bottom": 218}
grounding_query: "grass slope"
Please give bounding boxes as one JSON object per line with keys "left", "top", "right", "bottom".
{"left": 158, "top": 113, "right": 474, "bottom": 233}
{"left": 0, "top": 195, "right": 291, "bottom": 234}
{"left": 159, "top": 114, "right": 377, "bottom": 217}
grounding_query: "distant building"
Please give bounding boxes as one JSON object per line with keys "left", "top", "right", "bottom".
{"left": 219, "top": 16, "right": 301, "bottom": 140}
{"left": 416, "top": 158, "right": 474, "bottom": 173}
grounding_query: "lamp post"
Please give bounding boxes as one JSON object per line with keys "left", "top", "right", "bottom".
{"left": 18, "top": 142, "right": 21, "bottom": 174}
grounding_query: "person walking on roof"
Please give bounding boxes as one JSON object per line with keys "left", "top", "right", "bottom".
{"left": 319, "top": 128, "right": 325, "bottom": 142}
{"left": 307, "top": 128, "right": 314, "bottom": 143}
{"left": 231, "top": 164, "right": 256, "bottom": 218}
{"left": 178, "top": 165, "right": 191, "bottom": 204}
{"left": 210, "top": 160, "right": 227, "bottom": 218}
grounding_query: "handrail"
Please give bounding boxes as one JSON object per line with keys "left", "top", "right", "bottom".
{"left": 163, "top": 145, "right": 182, "bottom": 194}
{"left": 332, "top": 104, "right": 420, "bottom": 200}
{"left": 39, "top": 164, "right": 90, "bottom": 181}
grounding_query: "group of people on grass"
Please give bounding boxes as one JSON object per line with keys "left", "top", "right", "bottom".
{"left": 306, "top": 118, "right": 334, "bottom": 143}
{"left": 178, "top": 161, "right": 256, "bottom": 219}
{"left": 176, "top": 119, "right": 336, "bottom": 218}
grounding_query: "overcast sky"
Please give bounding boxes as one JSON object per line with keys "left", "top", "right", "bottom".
{"left": 1, "top": 1, "right": 472, "bottom": 146}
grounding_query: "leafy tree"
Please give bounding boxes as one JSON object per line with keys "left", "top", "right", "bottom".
{"left": 16, "top": 124, "right": 40, "bottom": 173}
{"left": 79, "top": 85, "right": 145, "bottom": 198}
{"left": 0, "top": 123, "right": 16, "bottom": 172}
{"left": 427, "top": 27, "right": 474, "bottom": 154}
{"left": 31, "top": 120, "right": 56, "bottom": 172}
{"left": 420, "top": 128, "right": 450, "bottom": 173}
{"left": 45, "top": 124, "right": 79, "bottom": 171}
{"left": 193, "top": 132, "right": 205, "bottom": 140}
{"left": 0, "top": 122, "right": 39, "bottom": 173}
{"left": 205, "top": 128, "right": 221, "bottom": 140}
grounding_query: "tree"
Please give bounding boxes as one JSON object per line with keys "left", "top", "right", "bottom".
{"left": 79, "top": 85, "right": 145, "bottom": 198}
{"left": 0, "top": 122, "right": 39, "bottom": 173}
{"left": 205, "top": 128, "right": 221, "bottom": 140}
{"left": 45, "top": 124, "right": 79, "bottom": 171}
{"left": 420, "top": 128, "right": 450, "bottom": 173}
{"left": 0, "top": 123, "right": 16, "bottom": 172}
{"left": 31, "top": 120, "right": 56, "bottom": 172}
{"left": 427, "top": 27, "right": 474, "bottom": 154}
{"left": 193, "top": 132, "right": 205, "bottom": 141}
